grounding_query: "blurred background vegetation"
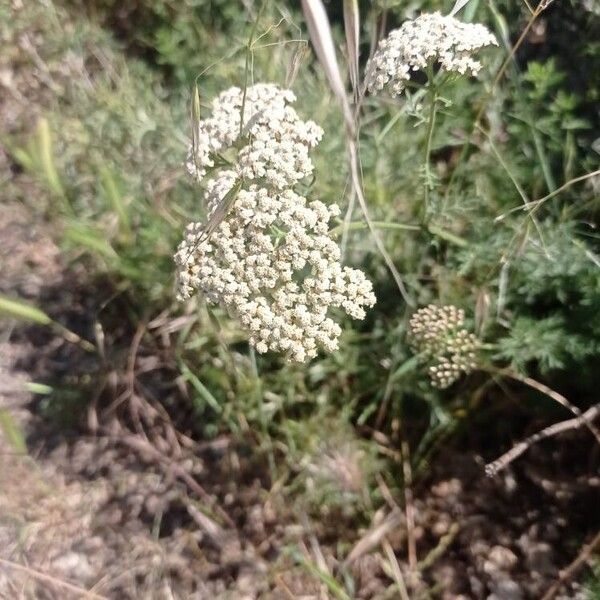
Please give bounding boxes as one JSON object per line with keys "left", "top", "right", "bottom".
{"left": 1, "top": 0, "right": 599, "bottom": 597}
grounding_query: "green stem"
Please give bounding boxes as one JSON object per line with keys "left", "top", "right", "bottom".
{"left": 422, "top": 83, "right": 438, "bottom": 224}
{"left": 238, "top": 1, "right": 266, "bottom": 136}
{"left": 426, "top": 224, "right": 467, "bottom": 248}
{"left": 330, "top": 220, "right": 468, "bottom": 247}
{"left": 250, "top": 346, "right": 275, "bottom": 475}
{"left": 330, "top": 220, "right": 421, "bottom": 237}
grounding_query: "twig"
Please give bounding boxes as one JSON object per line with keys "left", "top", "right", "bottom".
{"left": 376, "top": 473, "right": 400, "bottom": 512}
{"left": 540, "top": 530, "right": 600, "bottom": 600}
{"left": 0, "top": 557, "right": 108, "bottom": 599}
{"left": 103, "top": 321, "right": 146, "bottom": 419}
{"left": 107, "top": 430, "right": 235, "bottom": 528}
{"left": 496, "top": 168, "right": 600, "bottom": 222}
{"left": 345, "top": 508, "right": 404, "bottom": 564}
{"left": 485, "top": 402, "right": 600, "bottom": 476}
{"left": 523, "top": 168, "right": 600, "bottom": 215}
{"left": 274, "top": 573, "right": 297, "bottom": 599}
{"left": 184, "top": 499, "right": 227, "bottom": 548}
{"left": 485, "top": 367, "right": 600, "bottom": 446}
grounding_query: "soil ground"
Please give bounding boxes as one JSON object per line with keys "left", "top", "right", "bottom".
{"left": 1, "top": 200, "right": 599, "bottom": 599}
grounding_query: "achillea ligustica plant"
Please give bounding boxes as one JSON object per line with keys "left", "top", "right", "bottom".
{"left": 408, "top": 305, "right": 480, "bottom": 389}
{"left": 365, "top": 12, "right": 498, "bottom": 97}
{"left": 175, "top": 84, "right": 376, "bottom": 362}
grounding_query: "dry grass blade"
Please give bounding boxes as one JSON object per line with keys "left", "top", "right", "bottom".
{"left": 496, "top": 168, "right": 600, "bottom": 222}
{"left": 343, "top": 0, "right": 360, "bottom": 100}
{"left": 204, "top": 178, "right": 243, "bottom": 237}
{"left": 449, "top": 0, "right": 474, "bottom": 17}
{"left": 348, "top": 141, "right": 414, "bottom": 306}
{"left": 345, "top": 508, "right": 403, "bottom": 564}
{"left": 301, "top": 0, "right": 354, "bottom": 133}
{"left": 524, "top": 168, "right": 600, "bottom": 216}
{"left": 285, "top": 42, "right": 309, "bottom": 88}
{"left": 183, "top": 177, "right": 244, "bottom": 262}
{"left": 302, "top": 0, "right": 413, "bottom": 306}
{"left": 382, "top": 539, "right": 410, "bottom": 600}
{"left": 184, "top": 499, "right": 227, "bottom": 548}
{"left": 295, "top": 541, "right": 351, "bottom": 600}
{"left": 190, "top": 83, "right": 201, "bottom": 175}
{"left": 400, "top": 438, "right": 417, "bottom": 570}
{"left": 0, "top": 558, "right": 108, "bottom": 599}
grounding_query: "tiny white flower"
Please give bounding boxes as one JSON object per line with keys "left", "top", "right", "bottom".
{"left": 365, "top": 12, "right": 498, "bottom": 97}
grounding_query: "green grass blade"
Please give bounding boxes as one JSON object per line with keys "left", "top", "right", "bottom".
{"left": 99, "top": 166, "right": 131, "bottom": 234}
{"left": 0, "top": 295, "right": 52, "bottom": 325}
{"left": 179, "top": 361, "right": 222, "bottom": 414}
{"left": 64, "top": 223, "right": 119, "bottom": 259}
{"left": 37, "top": 117, "right": 65, "bottom": 198}
{"left": 0, "top": 294, "right": 95, "bottom": 352}
{"left": 9, "top": 145, "right": 36, "bottom": 172}
{"left": 427, "top": 224, "right": 468, "bottom": 247}
{"left": 0, "top": 409, "right": 27, "bottom": 454}
{"left": 24, "top": 382, "right": 54, "bottom": 395}
{"left": 293, "top": 551, "right": 352, "bottom": 600}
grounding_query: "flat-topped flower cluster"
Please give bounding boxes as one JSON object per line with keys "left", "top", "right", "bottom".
{"left": 366, "top": 12, "right": 498, "bottom": 97}
{"left": 175, "top": 84, "right": 376, "bottom": 362}
{"left": 185, "top": 84, "right": 323, "bottom": 188}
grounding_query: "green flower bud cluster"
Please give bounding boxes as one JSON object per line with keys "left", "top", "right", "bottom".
{"left": 408, "top": 304, "right": 480, "bottom": 388}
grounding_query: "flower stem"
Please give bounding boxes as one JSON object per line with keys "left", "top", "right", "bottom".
{"left": 422, "top": 82, "right": 438, "bottom": 224}
{"left": 330, "top": 220, "right": 421, "bottom": 236}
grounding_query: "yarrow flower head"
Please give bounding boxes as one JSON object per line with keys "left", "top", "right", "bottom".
{"left": 175, "top": 84, "right": 376, "bottom": 362}
{"left": 186, "top": 83, "right": 323, "bottom": 188}
{"left": 365, "top": 12, "right": 498, "bottom": 97}
{"left": 408, "top": 304, "right": 480, "bottom": 388}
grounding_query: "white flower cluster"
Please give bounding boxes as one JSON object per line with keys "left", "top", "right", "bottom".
{"left": 176, "top": 84, "right": 376, "bottom": 362}
{"left": 408, "top": 304, "right": 480, "bottom": 388}
{"left": 365, "top": 12, "right": 498, "bottom": 96}
{"left": 186, "top": 83, "right": 323, "bottom": 188}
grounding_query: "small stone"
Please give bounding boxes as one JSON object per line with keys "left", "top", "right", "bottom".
{"left": 488, "top": 577, "right": 523, "bottom": 600}
{"left": 525, "top": 542, "right": 554, "bottom": 575}
{"left": 484, "top": 545, "right": 518, "bottom": 573}
{"left": 432, "top": 478, "right": 462, "bottom": 498}
{"left": 52, "top": 552, "right": 94, "bottom": 582}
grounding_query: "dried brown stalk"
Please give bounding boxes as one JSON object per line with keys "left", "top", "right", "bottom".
{"left": 486, "top": 367, "right": 600, "bottom": 446}
{"left": 541, "top": 529, "right": 600, "bottom": 600}
{"left": 0, "top": 557, "right": 108, "bottom": 599}
{"left": 345, "top": 508, "right": 404, "bottom": 564}
{"left": 106, "top": 428, "right": 235, "bottom": 528}
{"left": 486, "top": 402, "right": 600, "bottom": 476}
